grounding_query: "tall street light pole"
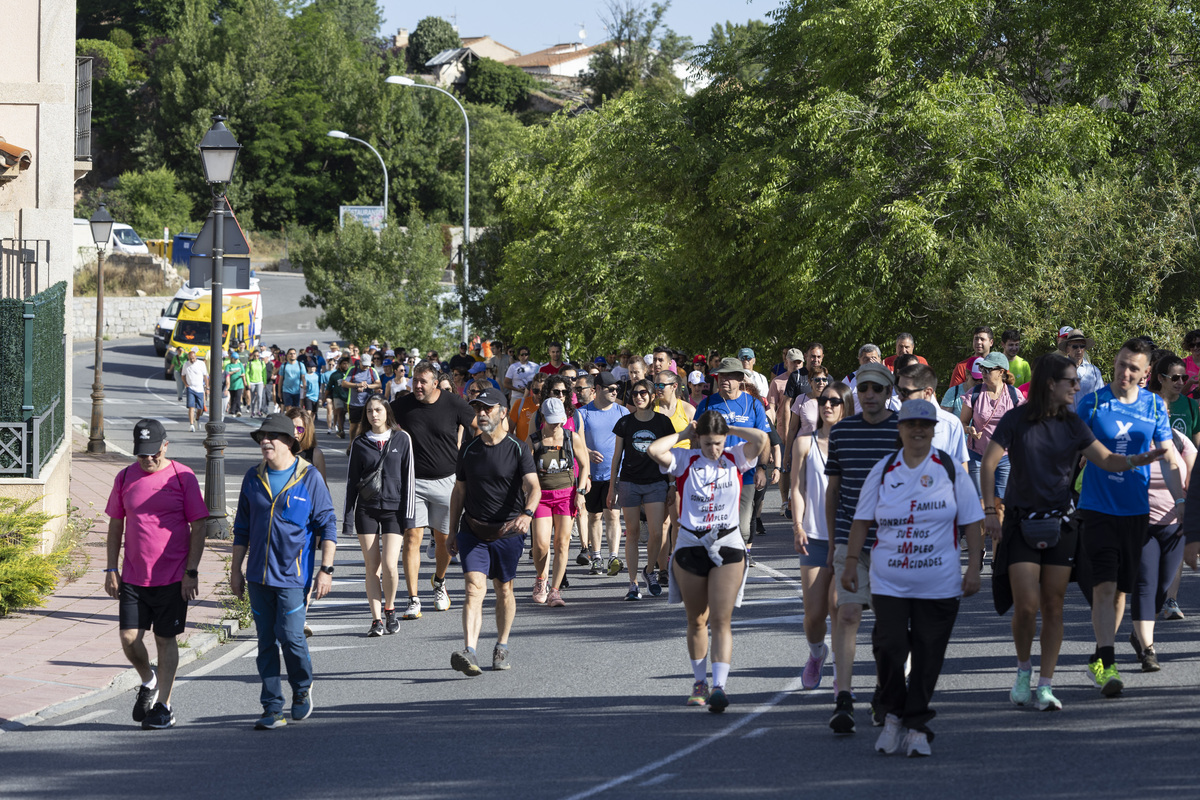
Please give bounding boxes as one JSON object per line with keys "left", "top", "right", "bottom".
{"left": 385, "top": 75, "right": 470, "bottom": 343}
{"left": 86, "top": 204, "right": 113, "bottom": 454}
{"left": 197, "top": 115, "right": 242, "bottom": 540}
{"left": 327, "top": 130, "right": 389, "bottom": 220}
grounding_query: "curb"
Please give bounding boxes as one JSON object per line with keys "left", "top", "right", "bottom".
{"left": 0, "top": 616, "right": 244, "bottom": 732}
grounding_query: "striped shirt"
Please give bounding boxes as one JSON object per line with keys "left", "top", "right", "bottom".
{"left": 825, "top": 412, "right": 899, "bottom": 546}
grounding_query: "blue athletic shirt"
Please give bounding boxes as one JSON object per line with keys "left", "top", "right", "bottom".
{"left": 695, "top": 391, "right": 770, "bottom": 486}
{"left": 1077, "top": 386, "right": 1172, "bottom": 516}
{"left": 577, "top": 401, "right": 629, "bottom": 482}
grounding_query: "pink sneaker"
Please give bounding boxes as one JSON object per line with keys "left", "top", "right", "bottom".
{"left": 531, "top": 577, "right": 548, "bottom": 604}
{"left": 546, "top": 587, "right": 566, "bottom": 607}
{"left": 802, "top": 642, "right": 829, "bottom": 690}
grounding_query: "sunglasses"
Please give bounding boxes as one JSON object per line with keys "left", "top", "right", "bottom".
{"left": 1059, "top": 376, "right": 1081, "bottom": 386}
{"left": 653, "top": 382, "right": 676, "bottom": 390}
{"left": 603, "top": 386, "right": 620, "bottom": 393}
{"left": 1069, "top": 344, "right": 1087, "bottom": 350}
{"left": 811, "top": 376, "right": 830, "bottom": 384}
{"left": 548, "top": 389, "right": 569, "bottom": 397}
{"left": 895, "top": 385, "right": 923, "bottom": 399}
{"left": 981, "top": 366, "right": 1004, "bottom": 373}
{"left": 858, "top": 382, "right": 888, "bottom": 394}
{"left": 1166, "top": 374, "right": 1187, "bottom": 382}
{"left": 632, "top": 390, "right": 650, "bottom": 398}
{"left": 261, "top": 432, "right": 290, "bottom": 442}
{"left": 294, "top": 426, "right": 305, "bottom": 434}
{"left": 817, "top": 397, "right": 844, "bottom": 407}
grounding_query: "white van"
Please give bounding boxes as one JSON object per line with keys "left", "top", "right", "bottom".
{"left": 72, "top": 217, "right": 152, "bottom": 268}
{"left": 155, "top": 276, "right": 262, "bottom": 357}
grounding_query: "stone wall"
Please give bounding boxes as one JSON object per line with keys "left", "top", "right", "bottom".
{"left": 72, "top": 295, "right": 172, "bottom": 342}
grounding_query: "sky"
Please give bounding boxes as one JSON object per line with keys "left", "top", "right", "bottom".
{"left": 378, "top": 0, "right": 778, "bottom": 56}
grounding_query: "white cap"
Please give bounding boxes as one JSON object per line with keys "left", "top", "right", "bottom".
{"left": 688, "top": 370, "right": 706, "bottom": 385}
{"left": 643, "top": 354, "right": 654, "bottom": 365}
{"left": 540, "top": 397, "right": 567, "bottom": 424}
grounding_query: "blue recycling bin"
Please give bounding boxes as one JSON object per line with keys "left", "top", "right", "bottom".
{"left": 172, "top": 233, "right": 197, "bottom": 268}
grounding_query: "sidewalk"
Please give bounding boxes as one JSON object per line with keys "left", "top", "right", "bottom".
{"left": 0, "top": 431, "right": 234, "bottom": 727}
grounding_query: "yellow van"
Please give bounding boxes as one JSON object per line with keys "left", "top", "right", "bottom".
{"left": 169, "top": 296, "right": 256, "bottom": 360}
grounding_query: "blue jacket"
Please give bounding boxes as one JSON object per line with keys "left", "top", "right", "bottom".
{"left": 233, "top": 458, "right": 338, "bottom": 588}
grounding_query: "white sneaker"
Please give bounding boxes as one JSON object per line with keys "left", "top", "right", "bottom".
{"left": 189, "top": 423, "right": 196, "bottom": 433}
{"left": 431, "top": 577, "right": 451, "bottom": 611}
{"left": 904, "top": 729, "right": 932, "bottom": 757}
{"left": 401, "top": 597, "right": 422, "bottom": 620}
{"left": 875, "top": 714, "right": 903, "bottom": 754}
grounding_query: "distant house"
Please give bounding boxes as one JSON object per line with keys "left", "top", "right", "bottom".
{"left": 504, "top": 42, "right": 602, "bottom": 78}
{"left": 425, "top": 36, "right": 521, "bottom": 87}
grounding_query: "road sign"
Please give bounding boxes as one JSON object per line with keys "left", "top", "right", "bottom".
{"left": 339, "top": 205, "right": 385, "bottom": 232}
{"left": 189, "top": 203, "right": 251, "bottom": 290}
{"left": 192, "top": 205, "right": 250, "bottom": 256}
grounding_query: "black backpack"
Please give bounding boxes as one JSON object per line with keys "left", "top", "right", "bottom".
{"left": 881, "top": 448, "right": 957, "bottom": 486}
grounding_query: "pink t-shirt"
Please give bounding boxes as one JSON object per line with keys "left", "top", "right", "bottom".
{"left": 790, "top": 394, "right": 819, "bottom": 438}
{"left": 963, "top": 385, "right": 1023, "bottom": 455}
{"left": 105, "top": 461, "right": 208, "bottom": 586}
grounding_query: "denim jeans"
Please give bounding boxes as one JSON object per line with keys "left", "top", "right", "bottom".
{"left": 247, "top": 582, "right": 312, "bottom": 714}
{"left": 967, "top": 449, "right": 1010, "bottom": 502}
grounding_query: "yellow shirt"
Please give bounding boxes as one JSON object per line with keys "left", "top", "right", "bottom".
{"left": 655, "top": 399, "right": 692, "bottom": 448}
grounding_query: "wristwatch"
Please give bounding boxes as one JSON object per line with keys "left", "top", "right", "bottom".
{"left": 522, "top": 508, "right": 535, "bottom": 518}
{"left": 319, "top": 565, "right": 335, "bottom": 575}
{"left": 185, "top": 569, "right": 198, "bottom": 578}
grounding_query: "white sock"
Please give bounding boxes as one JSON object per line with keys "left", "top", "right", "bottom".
{"left": 1038, "top": 677, "right": 1053, "bottom": 688}
{"left": 1018, "top": 659, "right": 1032, "bottom": 672}
{"left": 142, "top": 670, "right": 157, "bottom": 690}
{"left": 810, "top": 641, "right": 826, "bottom": 658}
{"left": 691, "top": 658, "right": 707, "bottom": 682}
{"left": 712, "top": 662, "right": 730, "bottom": 689}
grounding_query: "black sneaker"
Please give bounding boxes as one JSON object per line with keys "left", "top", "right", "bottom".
{"left": 367, "top": 619, "right": 385, "bottom": 637}
{"left": 132, "top": 683, "right": 158, "bottom": 722}
{"left": 658, "top": 568, "right": 670, "bottom": 588}
{"left": 829, "top": 691, "right": 855, "bottom": 735}
{"left": 1141, "top": 644, "right": 1161, "bottom": 672}
{"left": 755, "top": 518, "right": 767, "bottom": 537}
{"left": 492, "top": 645, "right": 511, "bottom": 671}
{"left": 384, "top": 609, "right": 399, "bottom": 635}
{"left": 561, "top": 576, "right": 570, "bottom": 589}
{"left": 451, "top": 649, "right": 483, "bottom": 677}
{"left": 141, "top": 702, "right": 175, "bottom": 730}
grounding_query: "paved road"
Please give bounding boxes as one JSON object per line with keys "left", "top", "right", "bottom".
{"left": 15, "top": 281, "right": 1200, "bottom": 796}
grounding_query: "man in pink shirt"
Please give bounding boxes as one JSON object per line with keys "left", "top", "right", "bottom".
{"left": 104, "top": 419, "right": 208, "bottom": 730}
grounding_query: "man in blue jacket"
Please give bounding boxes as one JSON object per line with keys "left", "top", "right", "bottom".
{"left": 231, "top": 413, "right": 338, "bottom": 730}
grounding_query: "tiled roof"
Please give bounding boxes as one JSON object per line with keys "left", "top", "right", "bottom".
{"left": 0, "top": 138, "right": 32, "bottom": 170}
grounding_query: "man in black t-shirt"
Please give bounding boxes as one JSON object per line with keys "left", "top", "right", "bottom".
{"left": 447, "top": 388, "right": 539, "bottom": 676}
{"left": 391, "top": 361, "right": 476, "bottom": 620}
{"left": 448, "top": 342, "right": 476, "bottom": 374}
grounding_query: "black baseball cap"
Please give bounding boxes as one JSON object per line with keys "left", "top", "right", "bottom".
{"left": 595, "top": 370, "right": 620, "bottom": 388}
{"left": 132, "top": 419, "right": 167, "bottom": 456}
{"left": 469, "top": 387, "right": 508, "bottom": 409}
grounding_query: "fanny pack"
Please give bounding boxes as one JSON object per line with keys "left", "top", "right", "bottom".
{"left": 1019, "top": 515, "right": 1063, "bottom": 550}
{"left": 466, "top": 514, "right": 510, "bottom": 542}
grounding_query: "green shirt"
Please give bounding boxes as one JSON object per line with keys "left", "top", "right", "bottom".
{"left": 245, "top": 359, "right": 265, "bottom": 384}
{"left": 1169, "top": 394, "right": 1199, "bottom": 439}
{"left": 225, "top": 359, "right": 245, "bottom": 390}
{"left": 328, "top": 369, "right": 348, "bottom": 402}
{"left": 1008, "top": 355, "right": 1031, "bottom": 387}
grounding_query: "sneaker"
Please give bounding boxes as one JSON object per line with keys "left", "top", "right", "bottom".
{"left": 384, "top": 608, "right": 399, "bottom": 634}
{"left": 746, "top": 551, "right": 757, "bottom": 568}
{"left": 531, "top": 577, "right": 549, "bottom": 605}
{"left": 561, "top": 576, "right": 570, "bottom": 589}
{"left": 1140, "top": 644, "right": 1161, "bottom": 673}
{"left": 189, "top": 424, "right": 196, "bottom": 433}
{"left": 904, "top": 729, "right": 932, "bottom": 757}
{"left": 303, "top": 624, "right": 313, "bottom": 639}
{"left": 1098, "top": 663, "right": 1123, "bottom": 697}
{"left": 426, "top": 541, "right": 437, "bottom": 560}
{"left": 1086, "top": 657, "right": 1105, "bottom": 687}
{"left": 624, "top": 585, "right": 642, "bottom": 601}
{"left": 708, "top": 687, "right": 729, "bottom": 714}
{"left": 829, "top": 691, "right": 855, "bottom": 735}
{"left": 141, "top": 702, "right": 175, "bottom": 730}
{"left": 607, "top": 555, "right": 624, "bottom": 576}
{"left": 1162, "top": 597, "right": 1185, "bottom": 620}
{"left": 1035, "top": 684, "right": 1062, "bottom": 711}
{"left": 755, "top": 518, "right": 767, "bottom": 537}
{"left": 132, "top": 683, "right": 157, "bottom": 722}
{"left": 291, "top": 689, "right": 313, "bottom": 721}
{"left": 688, "top": 680, "right": 710, "bottom": 706}
{"left": 451, "top": 649, "right": 483, "bottom": 677}
{"left": 780, "top": 499, "right": 790, "bottom": 517}
{"left": 576, "top": 549, "right": 591, "bottom": 566}
{"left": 1010, "top": 668, "right": 1032, "bottom": 706}
{"left": 802, "top": 643, "right": 829, "bottom": 690}
{"left": 367, "top": 619, "right": 385, "bottom": 638}
{"left": 589, "top": 556, "right": 603, "bottom": 575}
{"left": 546, "top": 587, "right": 566, "bottom": 607}
{"left": 658, "top": 568, "right": 669, "bottom": 588}
{"left": 644, "top": 566, "right": 662, "bottom": 597}
{"left": 492, "top": 645, "right": 511, "bottom": 671}
{"left": 431, "top": 576, "right": 451, "bottom": 611}
{"left": 254, "top": 710, "right": 287, "bottom": 730}
{"left": 402, "top": 597, "right": 422, "bottom": 620}
{"left": 874, "top": 714, "right": 903, "bottom": 754}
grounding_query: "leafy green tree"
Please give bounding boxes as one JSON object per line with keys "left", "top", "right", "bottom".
{"left": 698, "top": 20, "right": 768, "bottom": 85}
{"left": 583, "top": 0, "right": 693, "bottom": 103}
{"left": 113, "top": 167, "right": 198, "bottom": 239}
{"left": 296, "top": 210, "right": 446, "bottom": 346}
{"left": 406, "top": 16, "right": 460, "bottom": 73}
{"left": 463, "top": 58, "right": 536, "bottom": 111}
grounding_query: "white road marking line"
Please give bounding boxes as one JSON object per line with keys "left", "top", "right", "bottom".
{"left": 303, "top": 623, "right": 362, "bottom": 632}
{"left": 742, "top": 727, "right": 768, "bottom": 739}
{"left": 58, "top": 709, "right": 114, "bottom": 726}
{"left": 637, "top": 773, "right": 675, "bottom": 786}
{"left": 240, "top": 645, "right": 361, "bottom": 658}
{"left": 176, "top": 640, "right": 257, "bottom": 681}
{"left": 731, "top": 614, "right": 803, "bottom": 626}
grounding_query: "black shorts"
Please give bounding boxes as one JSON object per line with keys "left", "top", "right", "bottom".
{"left": 585, "top": 480, "right": 610, "bottom": 515}
{"left": 1079, "top": 510, "right": 1148, "bottom": 594}
{"left": 348, "top": 404, "right": 366, "bottom": 424}
{"left": 355, "top": 505, "right": 405, "bottom": 536}
{"left": 1002, "top": 511, "right": 1078, "bottom": 569}
{"left": 673, "top": 546, "right": 745, "bottom": 578}
{"left": 118, "top": 582, "right": 188, "bottom": 637}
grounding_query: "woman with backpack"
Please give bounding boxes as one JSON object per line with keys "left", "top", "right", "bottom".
{"left": 842, "top": 399, "right": 984, "bottom": 757}
{"left": 527, "top": 396, "right": 590, "bottom": 607}
{"left": 960, "top": 352, "right": 1023, "bottom": 521}
{"left": 344, "top": 395, "right": 416, "bottom": 637}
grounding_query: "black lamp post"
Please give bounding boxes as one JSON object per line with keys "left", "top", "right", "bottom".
{"left": 86, "top": 204, "right": 113, "bottom": 454}
{"left": 197, "top": 115, "right": 242, "bottom": 539}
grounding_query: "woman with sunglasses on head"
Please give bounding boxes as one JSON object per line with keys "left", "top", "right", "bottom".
{"left": 344, "top": 395, "right": 416, "bottom": 637}
{"left": 648, "top": 410, "right": 769, "bottom": 712}
{"left": 609, "top": 378, "right": 677, "bottom": 600}
{"left": 790, "top": 380, "right": 854, "bottom": 690}
{"left": 960, "top": 352, "right": 1023, "bottom": 522}
{"left": 980, "top": 353, "right": 1165, "bottom": 710}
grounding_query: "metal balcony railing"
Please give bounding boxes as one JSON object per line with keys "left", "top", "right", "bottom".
{"left": 76, "top": 57, "right": 93, "bottom": 161}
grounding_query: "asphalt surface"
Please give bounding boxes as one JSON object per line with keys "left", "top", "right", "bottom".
{"left": 9, "top": 276, "right": 1200, "bottom": 797}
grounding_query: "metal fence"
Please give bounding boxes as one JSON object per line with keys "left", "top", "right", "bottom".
{"left": 0, "top": 239, "right": 49, "bottom": 300}
{"left": 76, "top": 57, "right": 92, "bottom": 161}
{"left": 0, "top": 281, "right": 66, "bottom": 478}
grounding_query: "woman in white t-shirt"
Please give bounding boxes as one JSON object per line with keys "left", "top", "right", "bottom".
{"left": 843, "top": 399, "right": 983, "bottom": 758}
{"left": 790, "top": 380, "right": 853, "bottom": 691}
{"left": 648, "top": 410, "right": 768, "bottom": 714}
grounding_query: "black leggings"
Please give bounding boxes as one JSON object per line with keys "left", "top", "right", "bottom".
{"left": 355, "top": 505, "right": 404, "bottom": 536}
{"left": 1132, "top": 525, "right": 1184, "bottom": 621}
{"left": 871, "top": 594, "right": 959, "bottom": 740}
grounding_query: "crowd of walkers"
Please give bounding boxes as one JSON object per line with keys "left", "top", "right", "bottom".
{"left": 113, "top": 328, "right": 1200, "bottom": 755}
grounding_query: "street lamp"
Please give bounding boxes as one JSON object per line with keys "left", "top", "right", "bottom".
{"left": 197, "top": 115, "right": 242, "bottom": 540}
{"left": 86, "top": 204, "right": 113, "bottom": 454}
{"left": 327, "top": 130, "right": 389, "bottom": 222}
{"left": 385, "top": 75, "right": 470, "bottom": 343}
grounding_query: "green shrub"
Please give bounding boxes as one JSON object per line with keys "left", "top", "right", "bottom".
{"left": 0, "top": 497, "right": 64, "bottom": 617}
